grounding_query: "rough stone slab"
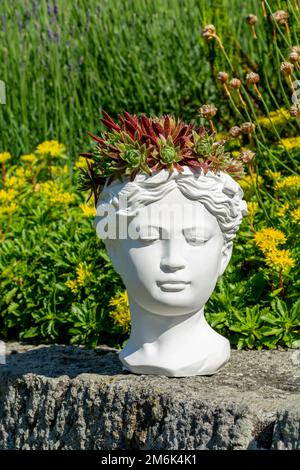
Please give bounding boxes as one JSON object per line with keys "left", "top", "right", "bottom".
{"left": 0, "top": 342, "right": 299, "bottom": 450}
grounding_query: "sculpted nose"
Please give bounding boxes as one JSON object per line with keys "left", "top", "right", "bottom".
{"left": 160, "top": 240, "right": 187, "bottom": 271}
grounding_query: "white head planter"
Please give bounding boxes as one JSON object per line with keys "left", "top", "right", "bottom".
{"left": 94, "top": 166, "right": 247, "bottom": 377}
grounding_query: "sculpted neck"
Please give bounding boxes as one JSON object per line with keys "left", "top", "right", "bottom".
{"left": 118, "top": 295, "right": 230, "bottom": 377}
{"left": 126, "top": 296, "right": 204, "bottom": 346}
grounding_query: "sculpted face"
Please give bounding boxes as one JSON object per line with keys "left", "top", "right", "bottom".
{"left": 106, "top": 187, "right": 232, "bottom": 316}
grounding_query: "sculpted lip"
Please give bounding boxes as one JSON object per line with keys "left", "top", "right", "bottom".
{"left": 157, "top": 280, "right": 191, "bottom": 292}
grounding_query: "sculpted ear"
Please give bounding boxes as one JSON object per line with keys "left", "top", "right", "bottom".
{"left": 218, "top": 243, "right": 233, "bottom": 277}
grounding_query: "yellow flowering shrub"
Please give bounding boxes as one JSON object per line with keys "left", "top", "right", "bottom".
{"left": 79, "top": 203, "right": 96, "bottom": 218}
{"left": 74, "top": 157, "right": 88, "bottom": 169}
{"left": 258, "top": 108, "right": 290, "bottom": 128}
{"left": 254, "top": 227, "right": 287, "bottom": 253}
{"left": 65, "top": 279, "right": 79, "bottom": 294}
{"left": 275, "top": 176, "right": 300, "bottom": 191}
{"left": 38, "top": 181, "right": 75, "bottom": 205}
{"left": 0, "top": 152, "right": 11, "bottom": 163}
{"left": 239, "top": 174, "right": 262, "bottom": 199}
{"left": 36, "top": 140, "right": 65, "bottom": 157}
{"left": 276, "top": 203, "right": 289, "bottom": 218}
{"left": 265, "top": 249, "right": 295, "bottom": 273}
{"left": 0, "top": 202, "right": 18, "bottom": 216}
{"left": 291, "top": 208, "right": 300, "bottom": 224}
{"left": 76, "top": 262, "right": 92, "bottom": 286}
{"left": 64, "top": 262, "right": 92, "bottom": 294}
{"left": 265, "top": 170, "right": 282, "bottom": 180}
{"left": 0, "top": 188, "right": 18, "bottom": 203}
{"left": 21, "top": 154, "right": 37, "bottom": 164}
{"left": 109, "top": 291, "right": 131, "bottom": 334}
{"left": 278, "top": 136, "right": 300, "bottom": 151}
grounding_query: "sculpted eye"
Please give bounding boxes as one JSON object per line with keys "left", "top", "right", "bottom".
{"left": 183, "top": 228, "right": 210, "bottom": 246}
{"left": 186, "top": 236, "right": 209, "bottom": 246}
{"left": 139, "top": 236, "right": 159, "bottom": 244}
{"left": 138, "top": 227, "right": 160, "bottom": 244}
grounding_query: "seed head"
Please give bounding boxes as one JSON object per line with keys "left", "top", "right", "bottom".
{"left": 229, "top": 78, "right": 242, "bottom": 89}
{"left": 217, "top": 71, "right": 229, "bottom": 83}
{"left": 280, "top": 61, "right": 294, "bottom": 75}
{"left": 290, "top": 103, "right": 300, "bottom": 118}
{"left": 202, "top": 24, "right": 216, "bottom": 41}
{"left": 229, "top": 126, "right": 241, "bottom": 137}
{"left": 246, "top": 14, "right": 258, "bottom": 25}
{"left": 241, "top": 122, "right": 256, "bottom": 134}
{"left": 238, "top": 149, "right": 256, "bottom": 164}
{"left": 246, "top": 72, "right": 260, "bottom": 84}
{"left": 289, "top": 51, "right": 299, "bottom": 63}
{"left": 198, "top": 104, "right": 218, "bottom": 119}
{"left": 270, "top": 10, "right": 289, "bottom": 25}
{"left": 291, "top": 46, "right": 300, "bottom": 55}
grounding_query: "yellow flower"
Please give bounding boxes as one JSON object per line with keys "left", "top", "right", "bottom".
{"left": 276, "top": 203, "right": 289, "bottom": 217}
{"left": 74, "top": 157, "right": 88, "bottom": 169}
{"left": 65, "top": 279, "right": 79, "bottom": 294}
{"left": 21, "top": 154, "right": 37, "bottom": 164}
{"left": 36, "top": 140, "right": 65, "bottom": 157}
{"left": 265, "top": 170, "right": 282, "bottom": 180}
{"left": 79, "top": 203, "right": 96, "bottom": 218}
{"left": 231, "top": 150, "right": 240, "bottom": 158}
{"left": 39, "top": 181, "right": 61, "bottom": 197}
{"left": 258, "top": 108, "right": 290, "bottom": 128}
{"left": 278, "top": 136, "right": 300, "bottom": 150}
{"left": 0, "top": 202, "right": 17, "bottom": 215}
{"left": 50, "top": 192, "right": 75, "bottom": 205}
{"left": 39, "top": 181, "right": 75, "bottom": 205}
{"left": 109, "top": 291, "right": 131, "bottom": 334}
{"left": 239, "top": 174, "right": 262, "bottom": 199}
{"left": 247, "top": 201, "right": 258, "bottom": 218}
{"left": 240, "top": 174, "right": 263, "bottom": 188}
{"left": 4, "top": 176, "right": 27, "bottom": 189}
{"left": 291, "top": 208, "right": 300, "bottom": 223}
{"left": 0, "top": 152, "right": 11, "bottom": 164}
{"left": 15, "top": 167, "right": 31, "bottom": 178}
{"left": 254, "top": 228, "right": 286, "bottom": 253}
{"left": 275, "top": 175, "right": 300, "bottom": 190}
{"left": 265, "top": 248, "right": 295, "bottom": 273}
{"left": 76, "top": 262, "right": 92, "bottom": 286}
{"left": 0, "top": 188, "right": 18, "bottom": 203}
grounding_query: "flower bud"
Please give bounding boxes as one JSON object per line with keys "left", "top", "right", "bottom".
{"left": 202, "top": 24, "right": 216, "bottom": 41}
{"left": 238, "top": 149, "right": 255, "bottom": 164}
{"left": 229, "top": 126, "right": 241, "bottom": 137}
{"left": 291, "top": 45, "right": 300, "bottom": 55}
{"left": 270, "top": 10, "right": 289, "bottom": 25}
{"left": 290, "top": 103, "right": 300, "bottom": 118}
{"left": 198, "top": 104, "right": 218, "bottom": 119}
{"left": 217, "top": 71, "right": 229, "bottom": 83}
{"left": 280, "top": 61, "right": 294, "bottom": 75}
{"left": 241, "top": 122, "right": 256, "bottom": 134}
{"left": 246, "top": 14, "right": 258, "bottom": 25}
{"left": 246, "top": 72, "right": 260, "bottom": 84}
{"left": 229, "top": 78, "right": 242, "bottom": 89}
{"left": 289, "top": 51, "right": 299, "bottom": 63}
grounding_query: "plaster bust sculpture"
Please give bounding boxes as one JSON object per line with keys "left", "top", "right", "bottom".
{"left": 80, "top": 112, "right": 250, "bottom": 377}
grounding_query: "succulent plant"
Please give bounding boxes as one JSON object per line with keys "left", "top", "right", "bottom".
{"left": 79, "top": 111, "right": 250, "bottom": 205}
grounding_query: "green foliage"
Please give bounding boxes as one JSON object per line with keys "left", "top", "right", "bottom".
{"left": 0, "top": 161, "right": 124, "bottom": 346}
{"left": 0, "top": 0, "right": 299, "bottom": 350}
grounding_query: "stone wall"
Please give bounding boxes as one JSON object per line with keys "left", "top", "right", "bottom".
{"left": 0, "top": 342, "right": 299, "bottom": 450}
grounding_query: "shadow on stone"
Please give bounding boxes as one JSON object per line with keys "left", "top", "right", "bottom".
{"left": 2, "top": 344, "right": 126, "bottom": 378}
